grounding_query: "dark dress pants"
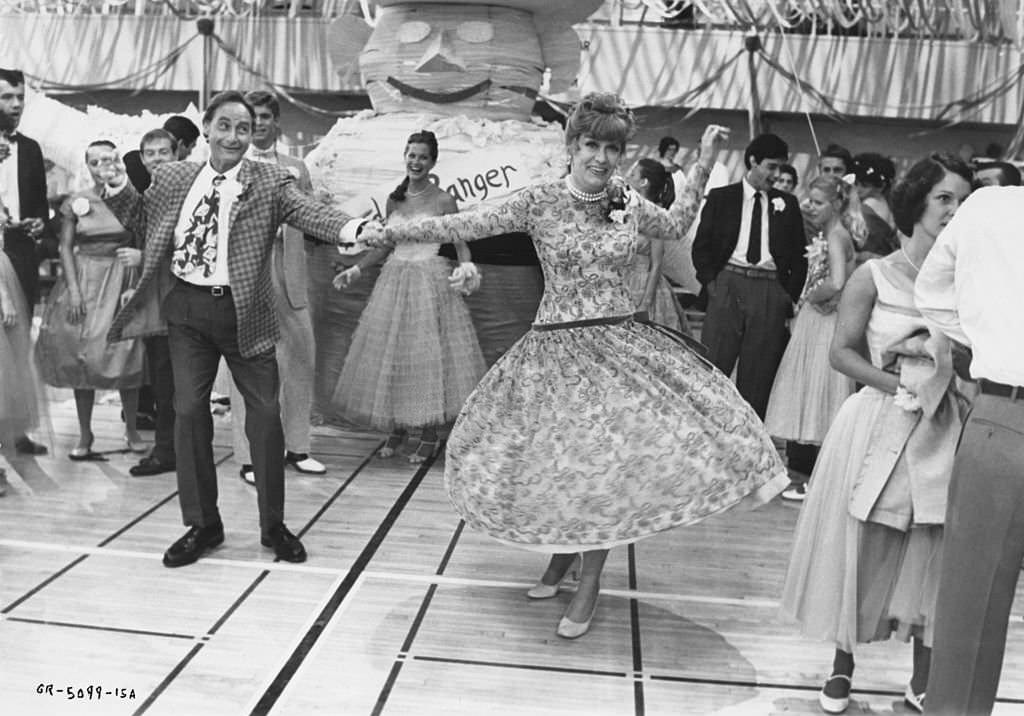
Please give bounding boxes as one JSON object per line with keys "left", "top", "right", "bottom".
{"left": 700, "top": 266, "right": 790, "bottom": 419}
{"left": 927, "top": 393, "right": 1024, "bottom": 715}
{"left": 145, "top": 335, "right": 176, "bottom": 464}
{"left": 164, "top": 281, "right": 285, "bottom": 535}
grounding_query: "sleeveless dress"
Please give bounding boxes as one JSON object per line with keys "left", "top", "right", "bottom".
{"left": 622, "top": 236, "right": 688, "bottom": 333}
{"left": 35, "top": 189, "right": 144, "bottom": 390}
{"left": 332, "top": 211, "right": 486, "bottom": 431}
{"left": 764, "top": 231, "right": 856, "bottom": 444}
{"left": 0, "top": 251, "right": 42, "bottom": 445}
{"left": 781, "top": 256, "right": 950, "bottom": 650}
{"left": 384, "top": 171, "right": 788, "bottom": 552}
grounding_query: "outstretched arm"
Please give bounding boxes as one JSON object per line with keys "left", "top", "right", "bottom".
{"left": 380, "top": 188, "right": 533, "bottom": 245}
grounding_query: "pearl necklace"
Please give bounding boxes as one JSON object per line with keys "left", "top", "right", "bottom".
{"left": 565, "top": 177, "right": 605, "bottom": 203}
{"left": 406, "top": 184, "right": 431, "bottom": 198}
{"left": 900, "top": 247, "right": 921, "bottom": 274}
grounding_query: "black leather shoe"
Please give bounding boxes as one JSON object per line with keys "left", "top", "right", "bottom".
{"left": 15, "top": 436, "right": 47, "bottom": 455}
{"left": 261, "top": 523, "right": 306, "bottom": 563}
{"left": 129, "top": 456, "right": 176, "bottom": 477}
{"left": 163, "top": 523, "right": 225, "bottom": 568}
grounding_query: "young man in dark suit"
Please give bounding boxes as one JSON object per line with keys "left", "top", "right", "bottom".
{"left": 0, "top": 68, "right": 49, "bottom": 455}
{"left": 692, "top": 133, "right": 807, "bottom": 419}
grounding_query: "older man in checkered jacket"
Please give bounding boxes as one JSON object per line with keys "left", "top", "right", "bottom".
{"left": 105, "top": 91, "right": 363, "bottom": 568}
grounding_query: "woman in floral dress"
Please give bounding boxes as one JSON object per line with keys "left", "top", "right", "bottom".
{"left": 360, "top": 94, "right": 787, "bottom": 639}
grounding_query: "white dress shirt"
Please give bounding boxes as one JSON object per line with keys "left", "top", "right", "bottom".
{"left": 915, "top": 186, "right": 1024, "bottom": 386}
{"left": 173, "top": 162, "right": 243, "bottom": 286}
{"left": 0, "top": 137, "right": 20, "bottom": 222}
{"left": 729, "top": 178, "right": 775, "bottom": 270}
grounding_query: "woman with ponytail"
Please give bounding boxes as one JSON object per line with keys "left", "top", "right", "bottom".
{"left": 623, "top": 158, "right": 688, "bottom": 332}
{"left": 766, "top": 175, "right": 864, "bottom": 501}
{"left": 330, "top": 131, "right": 485, "bottom": 463}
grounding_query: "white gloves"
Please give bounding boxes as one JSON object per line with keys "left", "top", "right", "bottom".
{"left": 448, "top": 261, "right": 481, "bottom": 296}
{"left": 332, "top": 265, "right": 362, "bottom": 290}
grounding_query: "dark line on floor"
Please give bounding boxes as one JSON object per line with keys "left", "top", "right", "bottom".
{"left": 133, "top": 643, "right": 205, "bottom": 715}
{"left": 249, "top": 445, "right": 440, "bottom": 715}
{"left": 206, "top": 571, "right": 271, "bottom": 636}
{"left": 373, "top": 514, "right": 465, "bottom": 715}
{"left": 98, "top": 492, "right": 181, "bottom": 547}
{"left": 5, "top": 616, "right": 195, "bottom": 640}
{"left": 413, "top": 654, "right": 628, "bottom": 678}
{"left": 1, "top": 555, "right": 89, "bottom": 614}
{"left": 295, "top": 442, "right": 382, "bottom": 542}
{"left": 627, "top": 544, "right": 645, "bottom": 716}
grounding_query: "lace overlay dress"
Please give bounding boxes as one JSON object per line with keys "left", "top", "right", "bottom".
{"left": 764, "top": 232, "right": 856, "bottom": 443}
{"left": 384, "top": 168, "right": 787, "bottom": 551}
{"left": 781, "top": 257, "right": 946, "bottom": 650}
{"left": 332, "top": 212, "right": 486, "bottom": 431}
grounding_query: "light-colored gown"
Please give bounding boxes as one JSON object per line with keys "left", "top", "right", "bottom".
{"left": 384, "top": 170, "right": 788, "bottom": 551}
{"left": 764, "top": 231, "right": 856, "bottom": 444}
{"left": 35, "top": 189, "right": 144, "bottom": 390}
{"left": 0, "top": 251, "right": 41, "bottom": 445}
{"left": 332, "top": 207, "right": 486, "bottom": 431}
{"left": 782, "top": 256, "right": 957, "bottom": 650}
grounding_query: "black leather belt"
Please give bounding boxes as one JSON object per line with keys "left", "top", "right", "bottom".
{"left": 175, "top": 277, "right": 231, "bottom": 297}
{"left": 724, "top": 263, "right": 777, "bottom": 279}
{"left": 978, "top": 379, "right": 1024, "bottom": 401}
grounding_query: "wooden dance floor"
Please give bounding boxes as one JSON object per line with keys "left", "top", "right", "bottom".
{"left": 4, "top": 396, "right": 1024, "bottom": 715}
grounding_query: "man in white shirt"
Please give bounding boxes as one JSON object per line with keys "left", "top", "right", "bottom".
{"left": 105, "top": 91, "right": 363, "bottom": 568}
{"left": 230, "top": 90, "right": 326, "bottom": 486}
{"left": 915, "top": 185, "right": 1024, "bottom": 715}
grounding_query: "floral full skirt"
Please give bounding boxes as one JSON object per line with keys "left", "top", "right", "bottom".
{"left": 765, "top": 304, "right": 854, "bottom": 444}
{"left": 444, "top": 318, "right": 788, "bottom": 551}
{"left": 35, "top": 248, "right": 144, "bottom": 390}
{"left": 332, "top": 256, "right": 486, "bottom": 431}
{"left": 781, "top": 388, "right": 944, "bottom": 651}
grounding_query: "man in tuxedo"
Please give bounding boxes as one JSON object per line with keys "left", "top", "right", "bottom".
{"left": 230, "top": 90, "right": 327, "bottom": 485}
{"left": 106, "top": 91, "right": 363, "bottom": 567}
{"left": 0, "top": 68, "right": 49, "bottom": 455}
{"left": 692, "top": 132, "right": 807, "bottom": 418}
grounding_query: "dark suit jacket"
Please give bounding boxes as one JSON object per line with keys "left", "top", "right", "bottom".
{"left": 2, "top": 133, "right": 51, "bottom": 305}
{"left": 105, "top": 159, "right": 355, "bottom": 357}
{"left": 691, "top": 182, "right": 807, "bottom": 302}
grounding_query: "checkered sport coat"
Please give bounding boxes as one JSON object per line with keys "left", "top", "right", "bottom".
{"left": 106, "top": 159, "right": 352, "bottom": 357}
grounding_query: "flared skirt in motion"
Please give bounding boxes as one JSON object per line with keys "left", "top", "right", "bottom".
{"left": 765, "top": 304, "right": 854, "bottom": 444}
{"left": 333, "top": 256, "right": 486, "bottom": 431}
{"left": 781, "top": 388, "right": 943, "bottom": 651}
{"left": 444, "top": 319, "right": 788, "bottom": 551}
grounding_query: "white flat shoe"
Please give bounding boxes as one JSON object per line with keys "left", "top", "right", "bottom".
{"left": 903, "top": 684, "right": 924, "bottom": 713}
{"left": 818, "top": 673, "right": 851, "bottom": 714}
{"left": 286, "top": 453, "right": 326, "bottom": 474}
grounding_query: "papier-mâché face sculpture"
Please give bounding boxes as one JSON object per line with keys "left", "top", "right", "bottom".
{"left": 328, "top": 0, "right": 603, "bottom": 121}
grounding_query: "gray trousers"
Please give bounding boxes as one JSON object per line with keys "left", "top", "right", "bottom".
{"left": 231, "top": 242, "right": 315, "bottom": 463}
{"left": 700, "top": 265, "right": 791, "bottom": 419}
{"left": 927, "top": 392, "right": 1024, "bottom": 715}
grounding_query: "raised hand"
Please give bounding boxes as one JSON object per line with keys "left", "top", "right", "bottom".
{"left": 698, "top": 124, "right": 730, "bottom": 168}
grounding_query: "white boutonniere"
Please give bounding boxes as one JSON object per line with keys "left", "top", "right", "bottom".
{"left": 219, "top": 178, "right": 244, "bottom": 200}
{"left": 771, "top": 197, "right": 786, "bottom": 213}
{"left": 71, "top": 197, "right": 91, "bottom": 217}
{"left": 608, "top": 208, "right": 629, "bottom": 224}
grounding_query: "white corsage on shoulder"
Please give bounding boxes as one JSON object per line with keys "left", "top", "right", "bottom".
{"left": 771, "top": 196, "right": 786, "bottom": 214}
{"left": 893, "top": 384, "right": 922, "bottom": 412}
{"left": 71, "top": 196, "right": 91, "bottom": 217}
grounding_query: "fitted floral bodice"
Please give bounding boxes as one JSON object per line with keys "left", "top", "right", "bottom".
{"left": 385, "top": 164, "right": 710, "bottom": 324}
{"left": 865, "top": 255, "right": 928, "bottom": 368}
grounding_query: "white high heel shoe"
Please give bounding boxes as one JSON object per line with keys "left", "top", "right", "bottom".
{"left": 556, "top": 595, "right": 598, "bottom": 639}
{"left": 526, "top": 554, "right": 582, "bottom": 599}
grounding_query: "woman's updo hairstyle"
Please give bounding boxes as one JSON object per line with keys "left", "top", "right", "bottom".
{"left": 390, "top": 130, "right": 440, "bottom": 203}
{"left": 565, "top": 93, "right": 636, "bottom": 152}
{"left": 850, "top": 152, "right": 896, "bottom": 195}
{"left": 634, "top": 158, "right": 675, "bottom": 208}
{"left": 890, "top": 153, "right": 972, "bottom": 237}
{"left": 806, "top": 174, "right": 867, "bottom": 246}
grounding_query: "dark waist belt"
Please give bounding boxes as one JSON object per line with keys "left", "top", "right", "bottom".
{"left": 532, "top": 314, "right": 633, "bottom": 331}
{"left": 978, "top": 379, "right": 1024, "bottom": 401}
{"left": 175, "top": 276, "right": 231, "bottom": 297}
{"left": 723, "top": 263, "right": 777, "bottom": 279}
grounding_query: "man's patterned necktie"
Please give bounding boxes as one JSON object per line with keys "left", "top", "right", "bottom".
{"left": 174, "top": 174, "right": 225, "bottom": 278}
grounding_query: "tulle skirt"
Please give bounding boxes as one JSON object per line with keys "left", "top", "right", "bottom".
{"left": 781, "top": 387, "right": 944, "bottom": 651}
{"left": 765, "top": 304, "right": 854, "bottom": 444}
{"left": 0, "top": 254, "right": 42, "bottom": 446}
{"left": 332, "top": 255, "right": 485, "bottom": 431}
{"left": 35, "top": 244, "right": 144, "bottom": 390}
{"left": 444, "top": 318, "right": 788, "bottom": 552}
